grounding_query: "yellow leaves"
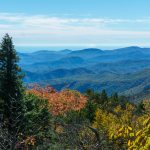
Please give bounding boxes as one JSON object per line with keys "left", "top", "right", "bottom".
{"left": 136, "top": 130, "right": 142, "bottom": 136}
{"left": 114, "top": 105, "right": 122, "bottom": 113}
{"left": 93, "top": 102, "right": 150, "bottom": 150}
{"left": 55, "top": 125, "right": 64, "bottom": 134}
{"left": 115, "top": 125, "right": 134, "bottom": 140}
{"left": 128, "top": 116, "right": 150, "bottom": 150}
{"left": 143, "top": 118, "right": 150, "bottom": 126}
{"left": 128, "top": 126, "right": 132, "bottom": 131}
{"left": 129, "top": 133, "right": 134, "bottom": 137}
{"left": 93, "top": 108, "right": 119, "bottom": 136}
{"left": 118, "top": 126, "right": 124, "bottom": 132}
{"left": 22, "top": 136, "right": 36, "bottom": 146}
{"left": 125, "top": 104, "right": 135, "bottom": 112}
{"left": 110, "top": 133, "right": 114, "bottom": 139}
{"left": 125, "top": 127, "right": 129, "bottom": 135}
{"left": 128, "top": 140, "right": 131, "bottom": 147}
{"left": 145, "top": 137, "right": 150, "bottom": 149}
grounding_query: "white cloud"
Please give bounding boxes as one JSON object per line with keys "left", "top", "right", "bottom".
{"left": 0, "top": 13, "right": 150, "bottom": 47}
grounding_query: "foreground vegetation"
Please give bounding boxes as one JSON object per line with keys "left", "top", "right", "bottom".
{"left": 0, "top": 34, "right": 149, "bottom": 150}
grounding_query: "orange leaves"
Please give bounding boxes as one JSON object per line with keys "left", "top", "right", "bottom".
{"left": 28, "top": 84, "right": 87, "bottom": 115}
{"left": 24, "top": 136, "right": 36, "bottom": 146}
{"left": 16, "top": 136, "right": 36, "bottom": 149}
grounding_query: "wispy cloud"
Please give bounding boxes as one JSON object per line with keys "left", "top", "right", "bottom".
{"left": 0, "top": 13, "right": 150, "bottom": 47}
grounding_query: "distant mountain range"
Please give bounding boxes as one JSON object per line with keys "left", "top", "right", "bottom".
{"left": 19, "top": 46, "right": 150, "bottom": 98}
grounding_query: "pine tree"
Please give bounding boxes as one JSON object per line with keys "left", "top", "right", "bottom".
{"left": 111, "top": 92, "right": 119, "bottom": 102}
{"left": 100, "top": 89, "right": 108, "bottom": 103}
{"left": 0, "top": 34, "right": 24, "bottom": 149}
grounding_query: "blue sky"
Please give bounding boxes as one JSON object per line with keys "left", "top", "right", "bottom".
{"left": 0, "top": 0, "right": 150, "bottom": 51}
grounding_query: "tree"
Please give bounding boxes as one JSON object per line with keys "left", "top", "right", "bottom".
{"left": 135, "top": 100, "right": 145, "bottom": 115}
{"left": 100, "top": 89, "right": 108, "bottom": 104}
{"left": 111, "top": 92, "right": 119, "bottom": 103}
{"left": 22, "top": 93, "right": 54, "bottom": 149}
{"left": 0, "top": 34, "right": 24, "bottom": 149}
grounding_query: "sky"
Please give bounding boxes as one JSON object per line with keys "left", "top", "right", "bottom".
{"left": 0, "top": 0, "right": 150, "bottom": 51}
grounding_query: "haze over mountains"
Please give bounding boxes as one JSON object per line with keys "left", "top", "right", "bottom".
{"left": 19, "top": 46, "right": 150, "bottom": 97}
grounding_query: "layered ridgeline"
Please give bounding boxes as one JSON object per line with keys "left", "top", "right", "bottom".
{"left": 19, "top": 46, "right": 150, "bottom": 97}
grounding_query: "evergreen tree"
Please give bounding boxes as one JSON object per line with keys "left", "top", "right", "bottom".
{"left": 100, "top": 89, "right": 108, "bottom": 103}
{"left": 136, "top": 101, "right": 145, "bottom": 115}
{"left": 0, "top": 34, "right": 24, "bottom": 149}
{"left": 86, "top": 89, "right": 94, "bottom": 97}
{"left": 111, "top": 92, "right": 119, "bottom": 102}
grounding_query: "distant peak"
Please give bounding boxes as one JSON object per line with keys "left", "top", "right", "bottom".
{"left": 61, "top": 49, "right": 72, "bottom": 52}
{"left": 60, "top": 49, "right": 72, "bottom": 54}
{"left": 32, "top": 50, "right": 53, "bottom": 54}
{"left": 114, "top": 46, "right": 142, "bottom": 52}
{"left": 71, "top": 48, "right": 103, "bottom": 54}
{"left": 82, "top": 48, "right": 102, "bottom": 51}
{"left": 125, "top": 46, "right": 141, "bottom": 49}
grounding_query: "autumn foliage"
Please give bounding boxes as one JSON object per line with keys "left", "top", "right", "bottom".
{"left": 28, "top": 84, "right": 87, "bottom": 115}
{"left": 93, "top": 100, "right": 150, "bottom": 149}
{"left": 25, "top": 85, "right": 150, "bottom": 149}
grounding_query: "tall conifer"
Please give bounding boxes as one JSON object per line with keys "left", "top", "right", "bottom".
{"left": 0, "top": 34, "right": 24, "bottom": 149}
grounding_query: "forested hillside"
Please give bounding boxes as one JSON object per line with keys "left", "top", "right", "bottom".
{"left": 0, "top": 35, "right": 150, "bottom": 150}
{"left": 19, "top": 47, "right": 150, "bottom": 98}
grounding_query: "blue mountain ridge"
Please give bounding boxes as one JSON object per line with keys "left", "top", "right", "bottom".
{"left": 18, "top": 46, "right": 150, "bottom": 99}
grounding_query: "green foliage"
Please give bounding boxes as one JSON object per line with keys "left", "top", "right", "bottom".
{"left": 101, "top": 89, "right": 108, "bottom": 103}
{"left": 0, "top": 34, "right": 25, "bottom": 149}
{"left": 0, "top": 34, "right": 24, "bottom": 106}
{"left": 86, "top": 89, "right": 107, "bottom": 106}
{"left": 135, "top": 100, "right": 146, "bottom": 115}
{"left": 22, "top": 93, "right": 55, "bottom": 149}
{"left": 82, "top": 99, "right": 97, "bottom": 122}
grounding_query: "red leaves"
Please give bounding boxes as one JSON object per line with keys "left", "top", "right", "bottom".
{"left": 28, "top": 84, "right": 87, "bottom": 115}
